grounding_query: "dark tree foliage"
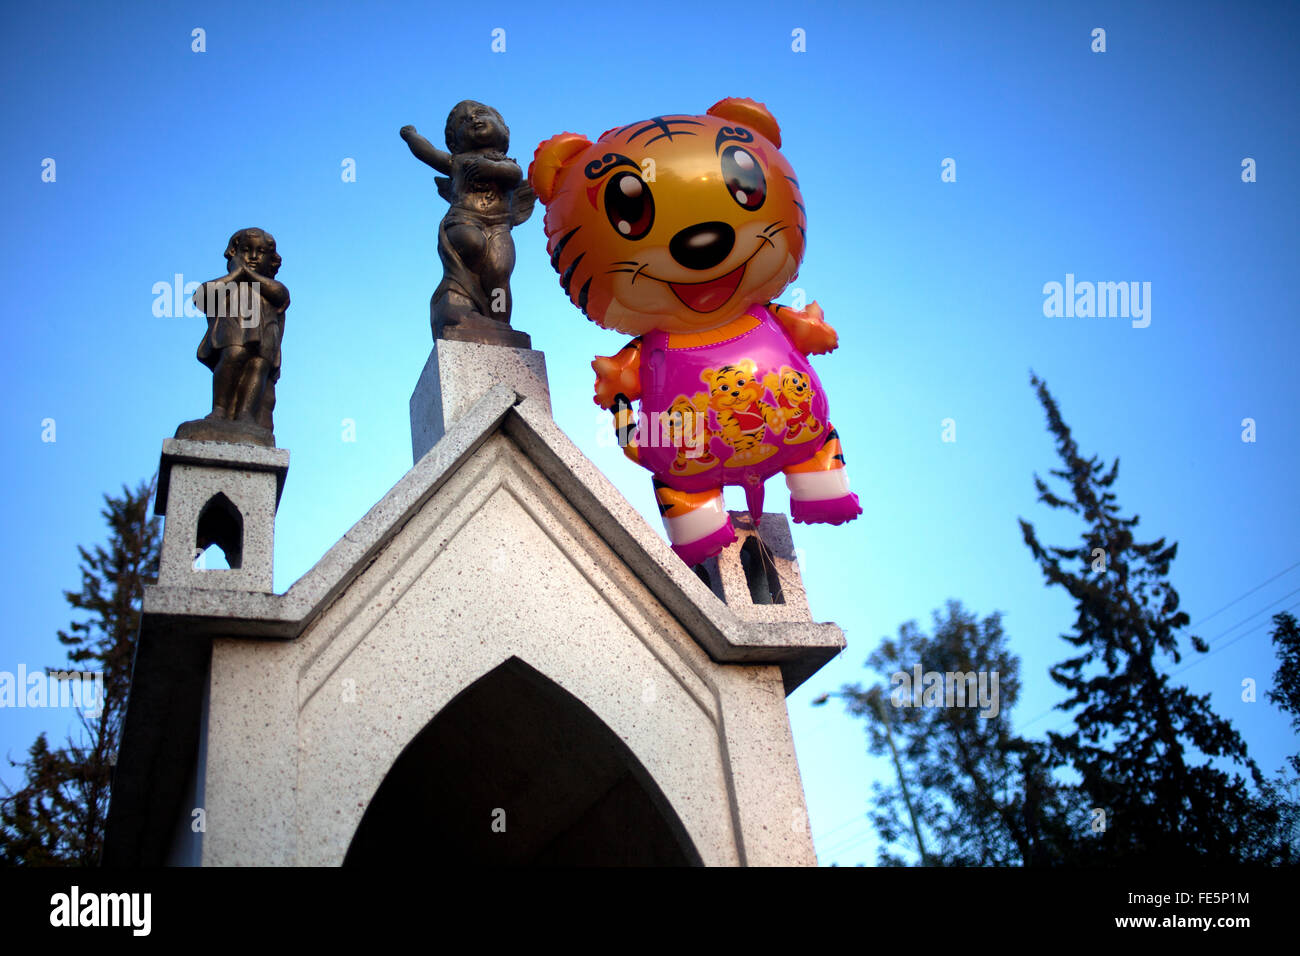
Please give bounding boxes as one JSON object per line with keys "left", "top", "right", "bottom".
{"left": 1018, "top": 373, "right": 1269, "bottom": 864}
{"left": 1247, "top": 772, "right": 1300, "bottom": 865}
{"left": 1, "top": 477, "right": 160, "bottom": 866}
{"left": 825, "top": 601, "right": 1075, "bottom": 866}
{"left": 1247, "top": 611, "right": 1300, "bottom": 864}
{"left": 1266, "top": 612, "right": 1300, "bottom": 777}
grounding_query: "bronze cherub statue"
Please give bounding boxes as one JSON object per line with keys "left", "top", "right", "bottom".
{"left": 401, "top": 101, "right": 535, "bottom": 348}
{"left": 175, "top": 227, "right": 289, "bottom": 446}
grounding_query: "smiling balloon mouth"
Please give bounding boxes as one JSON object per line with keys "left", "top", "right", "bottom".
{"left": 668, "top": 262, "right": 747, "bottom": 313}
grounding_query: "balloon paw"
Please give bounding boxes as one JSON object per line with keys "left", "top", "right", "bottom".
{"left": 791, "top": 493, "right": 862, "bottom": 526}
{"left": 671, "top": 521, "right": 736, "bottom": 567}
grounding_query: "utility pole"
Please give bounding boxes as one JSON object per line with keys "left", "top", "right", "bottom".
{"left": 816, "top": 686, "right": 929, "bottom": 866}
{"left": 872, "top": 691, "right": 929, "bottom": 867}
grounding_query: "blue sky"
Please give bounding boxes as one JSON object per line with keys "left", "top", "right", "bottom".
{"left": 2, "top": 1, "right": 1297, "bottom": 865}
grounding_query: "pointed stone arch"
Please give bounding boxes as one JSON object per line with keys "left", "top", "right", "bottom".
{"left": 344, "top": 656, "right": 702, "bottom": 866}
{"left": 196, "top": 491, "right": 243, "bottom": 569}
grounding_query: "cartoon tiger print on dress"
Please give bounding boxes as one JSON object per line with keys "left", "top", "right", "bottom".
{"left": 698, "top": 361, "right": 784, "bottom": 466}
{"left": 529, "top": 97, "right": 861, "bottom": 566}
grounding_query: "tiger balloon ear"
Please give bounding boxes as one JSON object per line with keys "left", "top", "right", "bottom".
{"left": 707, "top": 97, "right": 781, "bottom": 149}
{"left": 529, "top": 132, "right": 592, "bottom": 204}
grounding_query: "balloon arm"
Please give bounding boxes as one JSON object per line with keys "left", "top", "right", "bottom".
{"left": 592, "top": 339, "right": 643, "bottom": 408}
{"left": 770, "top": 300, "right": 839, "bottom": 355}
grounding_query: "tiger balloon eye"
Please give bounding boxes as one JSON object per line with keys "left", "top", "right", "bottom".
{"left": 721, "top": 146, "right": 765, "bottom": 211}
{"left": 605, "top": 172, "right": 654, "bottom": 239}
{"left": 529, "top": 97, "right": 861, "bottom": 568}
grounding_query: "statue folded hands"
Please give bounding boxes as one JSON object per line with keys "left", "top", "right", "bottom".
{"left": 176, "top": 227, "right": 289, "bottom": 446}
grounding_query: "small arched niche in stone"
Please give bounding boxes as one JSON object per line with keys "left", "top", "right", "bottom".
{"left": 196, "top": 492, "right": 243, "bottom": 570}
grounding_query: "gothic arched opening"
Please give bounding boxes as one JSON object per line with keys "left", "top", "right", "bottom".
{"left": 196, "top": 492, "right": 243, "bottom": 569}
{"left": 344, "top": 657, "right": 703, "bottom": 866}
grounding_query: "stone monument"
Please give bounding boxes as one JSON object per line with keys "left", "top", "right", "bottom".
{"left": 105, "top": 112, "right": 845, "bottom": 866}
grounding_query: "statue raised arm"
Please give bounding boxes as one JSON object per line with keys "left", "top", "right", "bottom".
{"left": 400, "top": 101, "right": 535, "bottom": 348}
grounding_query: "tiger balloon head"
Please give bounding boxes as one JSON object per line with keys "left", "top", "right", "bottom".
{"left": 529, "top": 98, "right": 806, "bottom": 336}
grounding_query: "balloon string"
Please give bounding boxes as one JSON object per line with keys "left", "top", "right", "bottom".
{"left": 752, "top": 519, "right": 779, "bottom": 589}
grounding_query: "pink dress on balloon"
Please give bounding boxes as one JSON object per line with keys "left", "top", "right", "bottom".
{"left": 635, "top": 305, "right": 831, "bottom": 506}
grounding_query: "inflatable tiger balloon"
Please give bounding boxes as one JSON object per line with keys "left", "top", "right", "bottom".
{"left": 529, "top": 97, "right": 861, "bottom": 566}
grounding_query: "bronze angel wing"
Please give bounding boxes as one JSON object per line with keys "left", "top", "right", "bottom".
{"left": 510, "top": 178, "right": 537, "bottom": 227}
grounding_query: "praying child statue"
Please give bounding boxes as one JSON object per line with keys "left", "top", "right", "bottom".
{"left": 176, "top": 227, "right": 289, "bottom": 446}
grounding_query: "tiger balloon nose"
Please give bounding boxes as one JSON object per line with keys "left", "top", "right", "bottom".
{"left": 529, "top": 97, "right": 861, "bottom": 567}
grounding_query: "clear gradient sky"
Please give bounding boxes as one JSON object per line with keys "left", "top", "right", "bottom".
{"left": 2, "top": 1, "right": 1297, "bottom": 865}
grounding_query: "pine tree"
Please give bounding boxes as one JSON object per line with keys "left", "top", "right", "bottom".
{"left": 1018, "top": 373, "right": 1266, "bottom": 863}
{"left": 0, "top": 477, "right": 160, "bottom": 865}
{"left": 819, "top": 600, "right": 1076, "bottom": 865}
{"left": 1266, "top": 611, "right": 1300, "bottom": 777}
{"left": 1249, "top": 611, "right": 1300, "bottom": 864}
